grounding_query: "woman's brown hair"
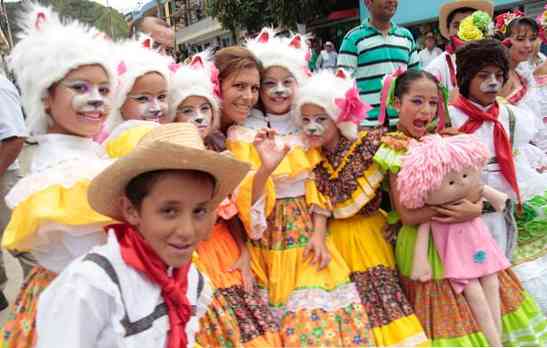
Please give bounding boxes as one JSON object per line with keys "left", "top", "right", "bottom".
{"left": 214, "top": 46, "right": 262, "bottom": 82}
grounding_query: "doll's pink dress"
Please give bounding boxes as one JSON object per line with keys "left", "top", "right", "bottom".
{"left": 431, "top": 217, "right": 511, "bottom": 293}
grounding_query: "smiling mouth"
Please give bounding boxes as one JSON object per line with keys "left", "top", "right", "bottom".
{"left": 78, "top": 111, "right": 104, "bottom": 121}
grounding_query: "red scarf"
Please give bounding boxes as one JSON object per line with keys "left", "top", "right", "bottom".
{"left": 445, "top": 36, "right": 464, "bottom": 88}
{"left": 109, "top": 223, "right": 192, "bottom": 348}
{"left": 507, "top": 72, "right": 528, "bottom": 105}
{"left": 452, "top": 95, "right": 521, "bottom": 204}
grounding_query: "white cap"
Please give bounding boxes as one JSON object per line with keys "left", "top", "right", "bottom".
{"left": 295, "top": 69, "right": 365, "bottom": 140}
{"left": 8, "top": 2, "right": 115, "bottom": 135}
{"left": 106, "top": 35, "right": 173, "bottom": 131}
{"left": 168, "top": 50, "right": 221, "bottom": 131}
{"left": 245, "top": 27, "right": 310, "bottom": 84}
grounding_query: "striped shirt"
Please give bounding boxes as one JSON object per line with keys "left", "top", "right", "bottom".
{"left": 337, "top": 21, "right": 420, "bottom": 127}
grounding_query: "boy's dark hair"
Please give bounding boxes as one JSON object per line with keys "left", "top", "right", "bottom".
{"left": 125, "top": 169, "right": 215, "bottom": 209}
{"left": 447, "top": 7, "right": 476, "bottom": 29}
{"left": 455, "top": 39, "right": 509, "bottom": 98}
{"left": 393, "top": 69, "right": 440, "bottom": 100}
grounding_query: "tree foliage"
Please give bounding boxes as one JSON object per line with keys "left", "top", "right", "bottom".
{"left": 207, "top": 0, "right": 331, "bottom": 40}
{"left": 6, "top": 0, "right": 128, "bottom": 42}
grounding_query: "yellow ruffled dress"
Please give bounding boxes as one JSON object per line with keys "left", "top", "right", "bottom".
{"left": 312, "top": 129, "right": 429, "bottom": 346}
{"left": 104, "top": 121, "right": 281, "bottom": 347}
{"left": 227, "top": 119, "right": 374, "bottom": 347}
{"left": 1, "top": 134, "right": 113, "bottom": 348}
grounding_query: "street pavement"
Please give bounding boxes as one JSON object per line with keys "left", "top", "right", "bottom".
{"left": 0, "top": 251, "right": 23, "bottom": 326}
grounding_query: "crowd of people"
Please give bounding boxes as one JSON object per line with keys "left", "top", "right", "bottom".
{"left": 0, "top": 0, "right": 546, "bottom": 347}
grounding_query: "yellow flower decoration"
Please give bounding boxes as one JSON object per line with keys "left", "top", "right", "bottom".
{"left": 458, "top": 16, "right": 484, "bottom": 41}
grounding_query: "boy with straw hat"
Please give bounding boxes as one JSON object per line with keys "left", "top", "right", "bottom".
{"left": 425, "top": 0, "right": 493, "bottom": 93}
{"left": 35, "top": 123, "right": 250, "bottom": 348}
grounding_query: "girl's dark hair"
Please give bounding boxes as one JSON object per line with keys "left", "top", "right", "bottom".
{"left": 125, "top": 169, "right": 216, "bottom": 209}
{"left": 447, "top": 7, "right": 476, "bottom": 29}
{"left": 506, "top": 17, "right": 539, "bottom": 38}
{"left": 393, "top": 69, "right": 440, "bottom": 100}
{"left": 455, "top": 39, "right": 509, "bottom": 98}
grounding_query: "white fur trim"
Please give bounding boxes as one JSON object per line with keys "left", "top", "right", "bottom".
{"left": 7, "top": 3, "right": 116, "bottom": 136}
{"left": 168, "top": 51, "right": 221, "bottom": 131}
{"left": 106, "top": 37, "right": 173, "bottom": 131}
{"left": 294, "top": 69, "right": 357, "bottom": 139}
{"left": 245, "top": 28, "right": 310, "bottom": 84}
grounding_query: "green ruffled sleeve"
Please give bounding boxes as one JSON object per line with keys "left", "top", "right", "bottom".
{"left": 373, "top": 143, "right": 405, "bottom": 174}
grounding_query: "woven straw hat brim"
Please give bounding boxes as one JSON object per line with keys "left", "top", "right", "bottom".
{"left": 439, "top": 0, "right": 494, "bottom": 39}
{"left": 88, "top": 140, "right": 250, "bottom": 222}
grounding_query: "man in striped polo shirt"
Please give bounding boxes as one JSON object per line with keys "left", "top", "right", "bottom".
{"left": 337, "top": 0, "right": 420, "bottom": 127}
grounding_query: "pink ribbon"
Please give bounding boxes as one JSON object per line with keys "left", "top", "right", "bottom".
{"left": 334, "top": 85, "right": 371, "bottom": 125}
{"left": 117, "top": 61, "right": 127, "bottom": 76}
{"left": 210, "top": 64, "right": 221, "bottom": 98}
{"left": 378, "top": 66, "right": 407, "bottom": 125}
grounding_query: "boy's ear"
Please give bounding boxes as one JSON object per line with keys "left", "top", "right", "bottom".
{"left": 120, "top": 196, "right": 140, "bottom": 227}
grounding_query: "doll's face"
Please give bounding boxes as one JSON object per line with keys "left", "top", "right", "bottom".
{"left": 175, "top": 96, "right": 214, "bottom": 138}
{"left": 121, "top": 72, "right": 169, "bottom": 123}
{"left": 260, "top": 66, "right": 297, "bottom": 115}
{"left": 426, "top": 166, "right": 481, "bottom": 205}
{"left": 45, "top": 64, "right": 112, "bottom": 137}
{"left": 300, "top": 103, "right": 339, "bottom": 148}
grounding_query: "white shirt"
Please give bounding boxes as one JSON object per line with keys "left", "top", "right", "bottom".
{"left": 36, "top": 231, "right": 212, "bottom": 348}
{"left": 0, "top": 75, "right": 27, "bottom": 170}
{"left": 425, "top": 51, "right": 456, "bottom": 92}
{"left": 418, "top": 47, "right": 442, "bottom": 68}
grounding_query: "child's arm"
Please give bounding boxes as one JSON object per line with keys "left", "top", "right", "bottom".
{"left": 411, "top": 222, "right": 433, "bottom": 282}
{"left": 226, "top": 216, "right": 255, "bottom": 293}
{"left": 481, "top": 185, "right": 509, "bottom": 213}
{"left": 252, "top": 129, "right": 289, "bottom": 204}
{"left": 303, "top": 212, "right": 331, "bottom": 271}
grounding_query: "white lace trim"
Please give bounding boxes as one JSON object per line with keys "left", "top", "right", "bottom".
{"left": 6, "top": 158, "right": 113, "bottom": 209}
{"left": 285, "top": 282, "right": 361, "bottom": 313}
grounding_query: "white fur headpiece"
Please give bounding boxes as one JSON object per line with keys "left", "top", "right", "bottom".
{"left": 106, "top": 35, "right": 173, "bottom": 131}
{"left": 294, "top": 69, "right": 370, "bottom": 140}
{"left": 245, "top": 27, "right": 310, "bottom": 84}
{"left": 7, "top": 2, "right": 115, "bottom": 135}
{"left": 168, "top": 50, "right": 221, "bottom": 131}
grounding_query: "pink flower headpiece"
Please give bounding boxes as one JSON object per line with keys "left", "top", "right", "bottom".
{"left": 495, "top": 10, "right": 525, "bottom": 35}
{"left": 378, "top": 66, "right": 406, "bottom": 126}
{"left": 335, "top": 85, "right": 370, "bottom": 125}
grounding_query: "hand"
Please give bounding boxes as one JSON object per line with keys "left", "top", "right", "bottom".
{"left": 227, "top": 248, "right": 255, "bottom": 293}
{"left": 253, "top": 129, "right": 289, "bottom": 173}
{"left": 431, "top": 198, "right": 482, "bottom": 223}
{"left": 303, "top": 233, "right": 331, "bottom": 271}
{"left": 411, "top": 257, "right": 432, "bottom": 282}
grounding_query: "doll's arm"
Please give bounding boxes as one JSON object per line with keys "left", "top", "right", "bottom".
{"left": 481, "top": 185, "right": 509, "bottom": 213}
{"left": 411, "top": 222, "right": 433, "bottom": 282}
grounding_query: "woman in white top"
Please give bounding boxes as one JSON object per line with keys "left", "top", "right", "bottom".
{"left": 36, "top": 123, "right": 250, "bottom": 348}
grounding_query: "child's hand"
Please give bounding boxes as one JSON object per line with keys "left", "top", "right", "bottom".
{"left": 411, "top": 257, "right": 432, "bottom": 282}
{"left": 254, "top": 129, "right": 289, "bottom": 173}
{"left": 431, "top": 198, "right": 481, "bottom": 223}
{"left": 303, "top": 233, "right": 331, "bottom": 271}
{"left": 227, "top": 248, "right": 255, "bottom": 293}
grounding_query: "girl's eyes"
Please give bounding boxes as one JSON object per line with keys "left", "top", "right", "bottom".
{"left": 99, "top": 87, "right": 110, "bottom": 95}
{"left": 251, "top": 86, "right": 259, "bottom": 93}
{"left": 71, "top": 84, "right": 89, "bottom": 93}
{"left": 201, "top": 105, "right": 212, "bottom": 112}
{"left": 463, "top": 174, "right": 468, "bottom": 178}
{"left": 160, "top": 207, "right": 177, "bottom": 218}
{"left": 317, "top": 116, "right": 327, "bottom": 123}
{"left": 301, "top": 117, "right": 310, "bottom": 124}
{"left": 411, "top": 99, "right": 423, "bottom": 105}
{"left": 193, "top": 207, "right": 208, "bottom": 217}
{"left": 135, "top": 96, "right": 150, "bottom": 103}
{"left": 449, "top": 181, "right": 455, "bottom": 186}
{"left": 158, "top": 94, "right": 167, "bottom": 101}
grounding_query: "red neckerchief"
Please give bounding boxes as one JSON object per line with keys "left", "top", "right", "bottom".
{"left": 507, "top": 71, "right": 529, "bottom": 105}
{"left": 109, "top": 223, "right": 192, "bottom": 348}
{"left": 445, "top": 36, "right": 464, "bottom": 88}
{"left": 452, "top": 96, "right": 521, "bottom": 204}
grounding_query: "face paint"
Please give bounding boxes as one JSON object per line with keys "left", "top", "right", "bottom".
{"left": 479, "top": 73, "right": 503, "bottom": 93}
{"left": 127, "top": 94, "right": 168, "bottom": 122}
{"left": 60, "top": 80, "right": 111, "bottom": 114}
{"left": 302, "top": 117, "right": 327, "bottom": 137}
{"left": 264, "top": 80, "right": 293, "bottom": 98}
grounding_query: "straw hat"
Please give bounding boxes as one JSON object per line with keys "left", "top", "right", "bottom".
{"left": 88, "top": 123, "right": 250, "bottom": 221}
{"left": 439, "top": 0, "right": 494, "bottom": 38}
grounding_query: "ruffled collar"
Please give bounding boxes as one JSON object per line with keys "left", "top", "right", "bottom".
{"left": 31, "top": 133, "right": 105, "bottom": 173}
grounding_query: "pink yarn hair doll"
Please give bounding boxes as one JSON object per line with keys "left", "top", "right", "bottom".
{"left": 397, "top": 133, "right": 511, "bottom": 347}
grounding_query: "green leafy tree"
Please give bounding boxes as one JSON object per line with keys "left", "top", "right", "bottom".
{"left": 207, "top": 0, "right": 330, "bottom": 43}
{"left": 6, "top": 0, "right": 128, "bottom": 42}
